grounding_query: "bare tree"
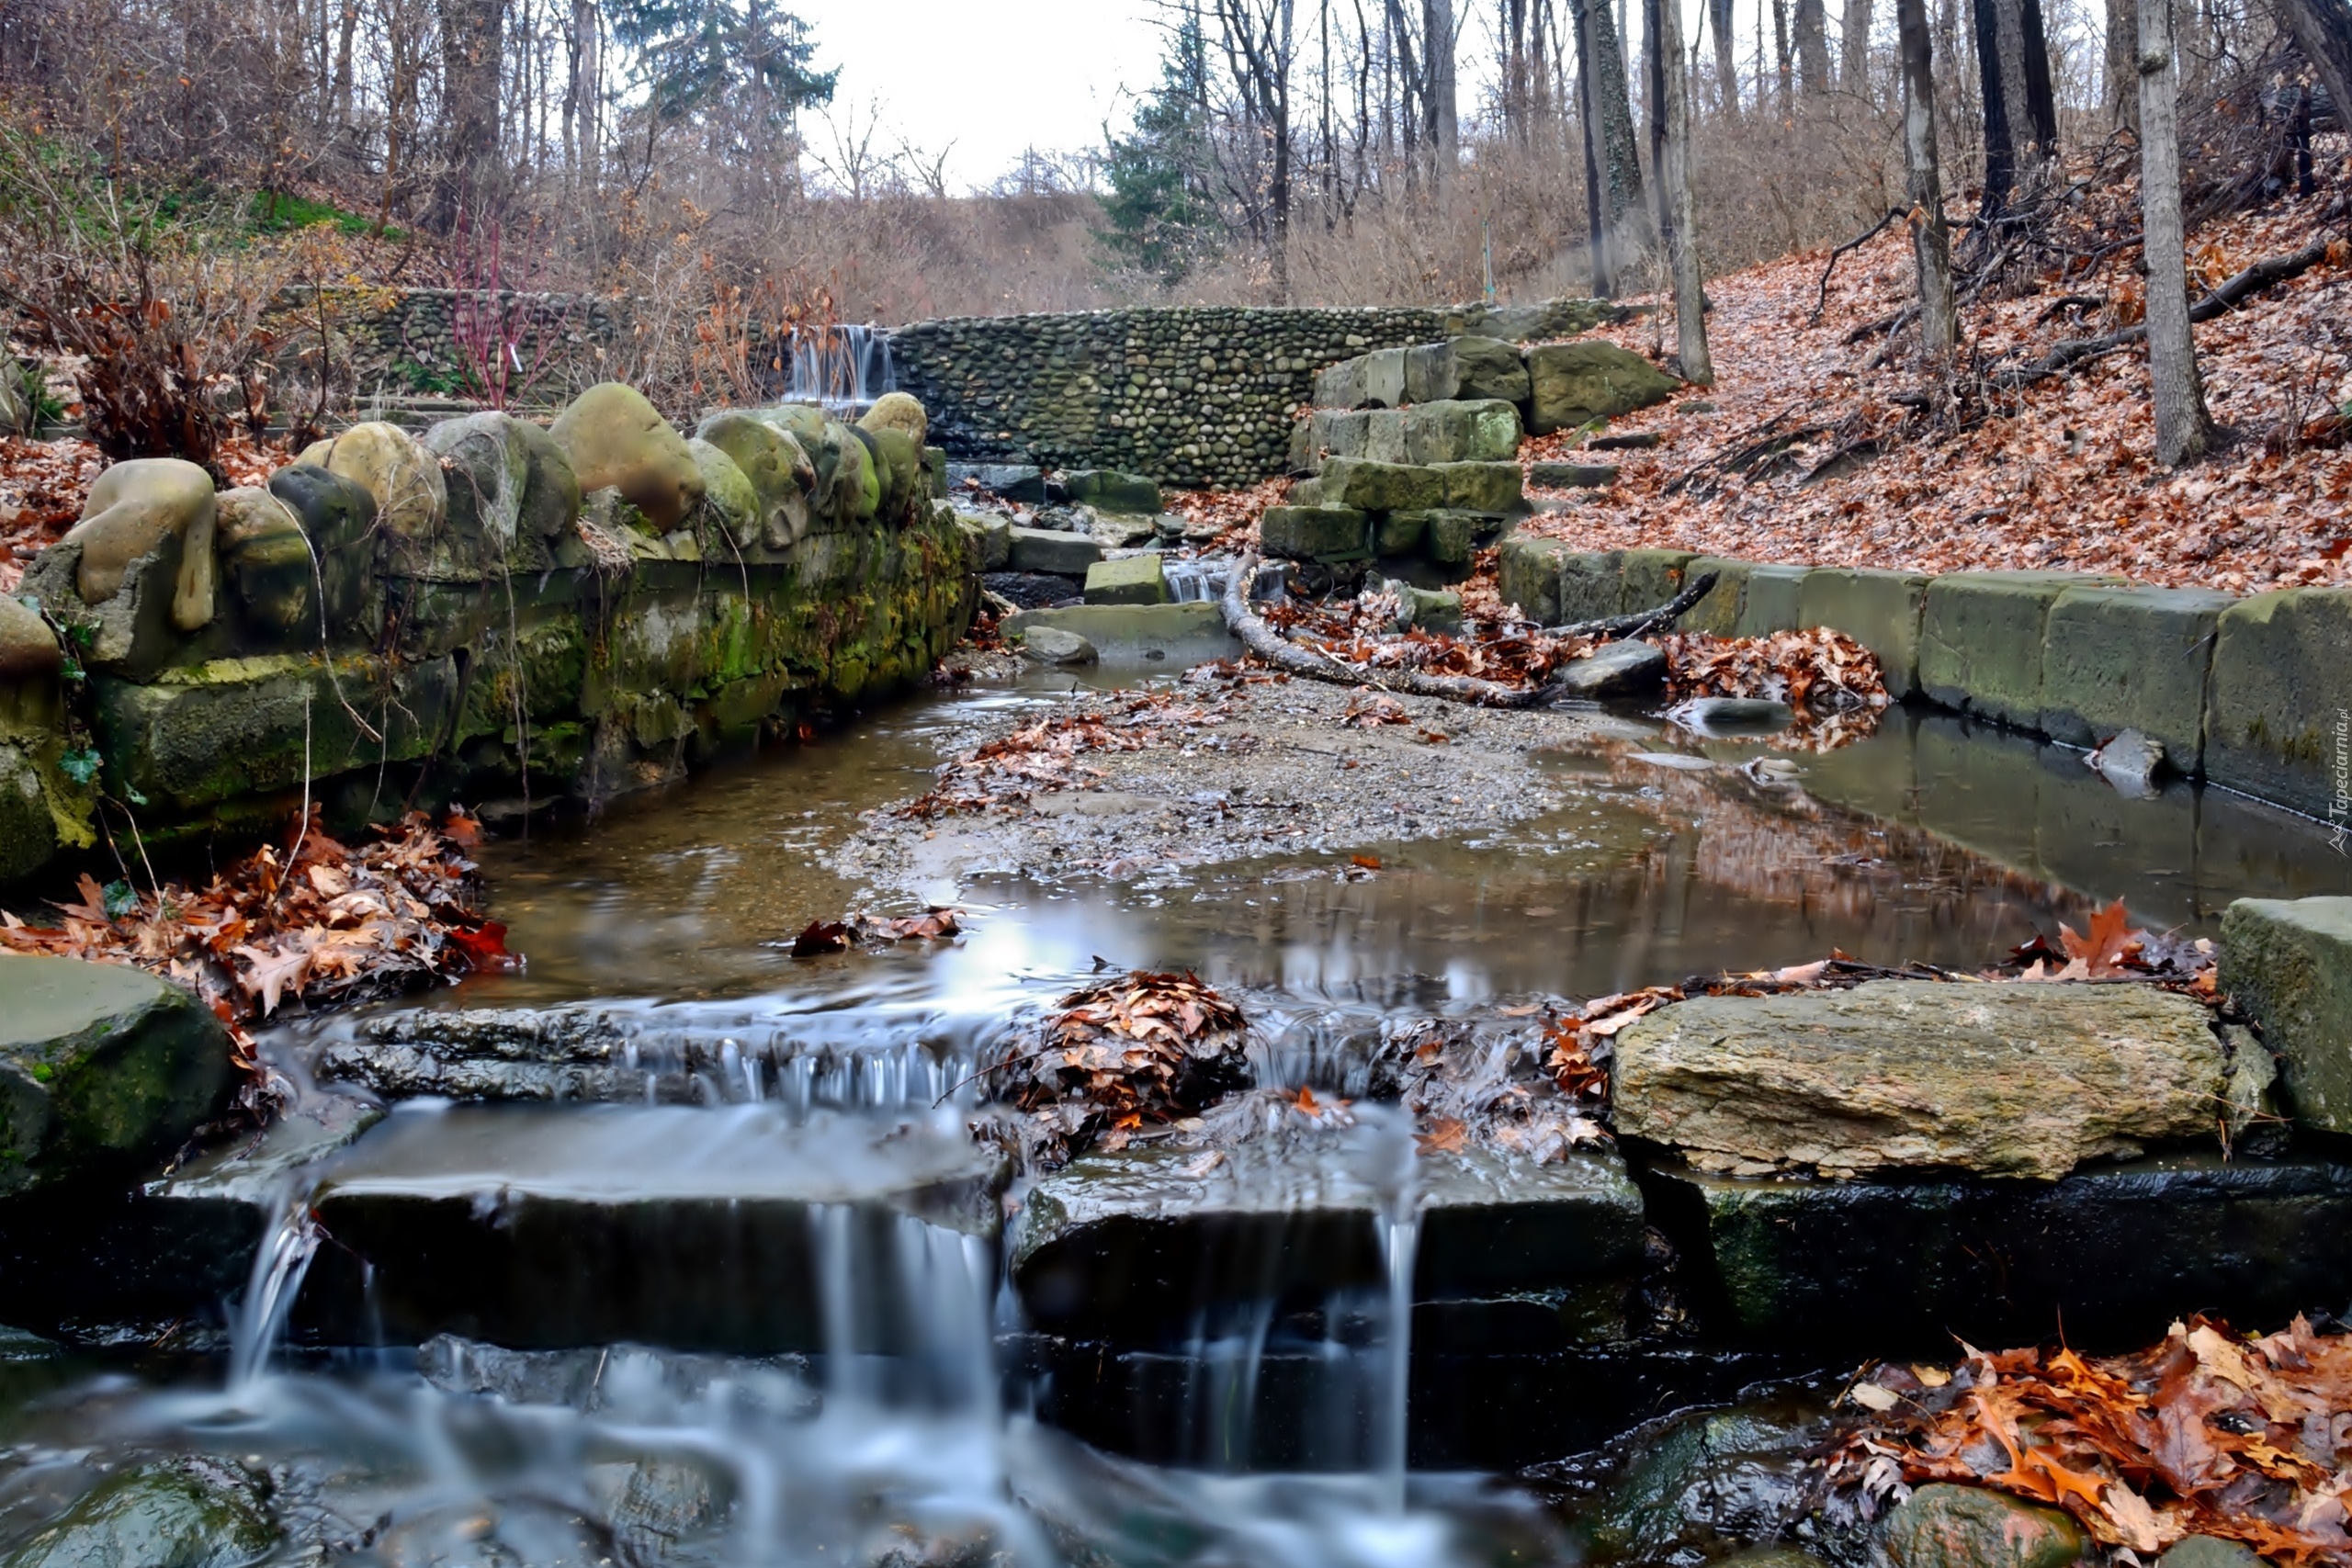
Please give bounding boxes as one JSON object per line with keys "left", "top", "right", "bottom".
{"left": 2135, "top": 0, "right": 2215, "bottom": 465}
{"left": 1842, "top": 0, "right": 1872, "bottom": 88}
{"left": 1795, "top": 0, "right": 1833, "bottom": 93}
{"left": 1650, "top": 0, "right": 1711, "bottom": 380}
{"left": 1710, "top": 0, "right": 1743, "bottom": 113}
{"left": 1571, "top": 0, "right": 1645, "bottom": 289}
{"left": 1973, "top": 0, "right": 2056, "bottom": 214}
{"left": 2103, "top": 0, "right": 2137, "bottom": 125}
{"left": 2273, "top": 0, "right": 2352, "bottom": 139}
{"left": 435, "top": 0, "right": 507, "bottom": 224}
{"left": 1426, "top": 0, "right": 1457, "bottom": 182}
{"left": 1896, "top": 0, "right": 1957, "bottom": 356}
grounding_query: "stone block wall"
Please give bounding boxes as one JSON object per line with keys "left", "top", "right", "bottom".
{"left": 266, "top": 287, "right": 624, "bottom": 403}
{"left": 888, "top": 307, "right": 1451, "bottom": 489}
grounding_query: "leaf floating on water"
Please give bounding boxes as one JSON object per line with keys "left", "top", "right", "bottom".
{"left": 1351, "top": 853, "right": 1382, "bottom": 871}
{"left": 790, "top": 919, "right": 854, "bottom": 957}
{"left": 1414, "top": 1116, "right": 1468, "bottom": 1155}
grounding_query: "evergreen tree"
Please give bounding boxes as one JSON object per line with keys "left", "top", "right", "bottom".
{"left": 610, "top": 0, "right": 834, "bottom": 142}
{"left": 1096, "top": 12, "right": 1219, "bottom": 287}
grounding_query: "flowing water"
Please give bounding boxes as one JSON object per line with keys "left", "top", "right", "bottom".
{"left": 776, "top": 324, "right": 897, "bottom": 414}
{"left": 2, "top": 665, "right": 2348, "bottom": 1565}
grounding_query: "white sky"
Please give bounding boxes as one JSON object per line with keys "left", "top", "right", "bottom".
{"left": 809, "top": 1, "right": 1170, "bottom": 193}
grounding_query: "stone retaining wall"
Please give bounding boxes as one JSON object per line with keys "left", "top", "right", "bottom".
{"left": 888, "top": 306, "right": 1452, "bottom": 489}
{"left": 1500, "top": 537, "right": 2352, "bottom": 822}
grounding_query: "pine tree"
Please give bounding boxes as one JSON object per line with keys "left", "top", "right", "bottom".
{"left": 1096, "top": 12, "right": 1221, "bottom": 287}
{"left": 608, "top": 0, "right": 834, "bottom": 143}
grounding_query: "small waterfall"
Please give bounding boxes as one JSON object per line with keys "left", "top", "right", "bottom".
{"left": 1363, "top": 1106, "right": 1421, "bottom": 1514}
{"left": 227, "top": 1188, "right": 323, "bottom": 1392}
{"left": 780, "top": 324, "right": 896, "bottom": 414}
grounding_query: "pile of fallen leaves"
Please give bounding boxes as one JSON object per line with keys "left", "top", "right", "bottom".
{"left": 1656, "top": 626, "right": 1891, "bottom": 748}
{"left": 984, "top": 969, "right": 1250, "bottom": 1165}
{"left": 1268, "top": 587, "right": 1590, "bottom": 685}
{"left": 787, "top": 908, "right": 962, "bottom": 955}
{"left": 898, "top": 690, "right": 1241, "bottom": 818}
{"left": 0, "top": 810, "right": 514, "bottom": 1108}
{"left": 1820, "top": 1316, "right": 2352, "bottom": 1560}
{"left": 1387, "top": 1018, "right": 1608, "bottom": 1164}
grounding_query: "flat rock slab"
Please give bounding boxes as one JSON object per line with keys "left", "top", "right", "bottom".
{"left": 1649, "top": 1152, "right": 2352, "bottom": 1352}
{"left": 2221, "top": 897, "right": 2352, "bottom": 1133}
{"left": 1613, "top": 980, "right": 2222, "bottom": 1180}
{"left": 1010, "top": 1133, "right": 1645, "bottom": 1346}
{"left": 296, "top": 1104, "right": 1003, "bottom": 1353}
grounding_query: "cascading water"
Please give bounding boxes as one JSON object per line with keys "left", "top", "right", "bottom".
{"left": 778, "top": 323, "right": 897, "bottom": 414}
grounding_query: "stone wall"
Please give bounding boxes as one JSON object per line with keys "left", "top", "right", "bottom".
{"left": 267, "top": 287, "right": 624, "bottom": 404}
{"left": 887, "top": 307, "right": 1453, "bottom": 489}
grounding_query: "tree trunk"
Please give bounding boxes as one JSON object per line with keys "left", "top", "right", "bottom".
{"left": 1897, "top": 0, "right": 1958, "bottom": 356}
{"left": 1795, "top": 0, "right": 1833, "bottom": 94}
{"left": 2136, "top": 0, "right": 2215, "bottom": 465}
{"left": 1645, "top": 0, "right": 1673, "bottom": 243}
{"left": 1652, "top": 0, "right": 1713, "bottom": 381}
{"left": 433, "top": 0, "right": 504, "bottom": 228}
{"left": 1574, "top": 0, "right": 1648, "bottom": 246}
{"left": 567, "top": 0, "right": 599, "bottom": 191}
{"left": 1711, "top": 0, "right": 1743, "bottom": 114}
{"left": 2276, "top": 0, "right": 2352, "bottom": 147}
{"left": 2104, "top": 0, "right": 2137, "bottom": 127}
{"left": 1842, "top": 0, "right": 1872, "bottom": 88}
{"left": 1426, "top": 0, "right": 1458, "bottom": 183}
{"left": 1577, "top": 4, "right": 1619, "bottom": 294}
{"left": 1973, "top": 0, "right": 2017, "bottom": 212}
{"left": 1773, "top": 0, "right": 1794, "bottom": 110}
{"left": 332, "top": 0, "right": 357, "bottom": 143}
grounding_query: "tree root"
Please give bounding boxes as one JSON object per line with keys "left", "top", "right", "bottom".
{"left": 1216, "top": 553, "right": 1723, "bottom": 708}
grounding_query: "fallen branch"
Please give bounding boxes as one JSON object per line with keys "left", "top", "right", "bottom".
{"left": 1812, "top": 207, "right": 1907, "bottom": 323}
{"left": 1219, "top": 552, "right": 1540, "bottom": 705}
{"left": 1544, "top": 570, "right": 1721, "bottom": 639}
{"left": 1993, "top": 238, "right": 2332, "bottom": 389}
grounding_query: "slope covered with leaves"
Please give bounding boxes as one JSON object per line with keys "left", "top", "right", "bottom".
{"left": 1521, "top": 173, "right": 2349, "bottom": 592}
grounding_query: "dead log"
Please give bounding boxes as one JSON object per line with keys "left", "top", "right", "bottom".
{"left": 1544, "top": 570, "right": 1722, "bottom": 639}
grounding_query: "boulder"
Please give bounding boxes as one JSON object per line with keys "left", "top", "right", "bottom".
{"left": 1434, "top": 460, "right": 1523, "bottom": 513}
{"left": 955, "top": 512, "right": 1012, "bottom": 572}
{"left": 856, "top": 389, "right": 929, "bottom": 448}
{"left": 863, "top": 425, "right": 926, "bottom": 523}
{"left": 1614, "top": 981, "right": 2223, "bottom": 1180}
{"left": 1082, "top": 555, "right": 1170, "bottom": 606}
{"left": 1881, "top": 1484, "right": 2083, "bottom": 1568}
{"left": 296, "top": 421, "right": 448, "bottom": 559}
{"left": 1, "top": 1456, "right": 276, "bottom": 1568}
{"left": 2159, "top": 1538, "right": 2270, "bottom": 1568}
{"left": 695, "top": 412, "right": 813, "bottom": 549}
{"left": 0, "top": 955, "right": 236, "bottom": 1192}
{"left": 1315, "top": 458, "right": 1444, "bottom": 513}
{"left": 1006, "top": 526, "right": 1102, "bottom": 576}
{"left": 422, "top": 412, "right": 582, "bottom": 572}
{"left": 1525, "top": 342, "right": 1679, "bottom": 435}
{"left": 1550, "top": 639, "right": 1668, "bottom": 697}
{"left": 547, "top": 384, "right": 704, "bottom": 530}
{"left": 1577, "top": 1402, "right": 1828, "bottom": 1564}
{"left": 1457, "top": 298, "right": 1615, "bottom": 342}
{"left": 1386, "top": 581, "right": 1464, "bottom": 633}
{"left": 265, "top": 464, "right": 378, "bottom": 639}
{"left": 685, "top": 438, "right": 763, "bottom": 551}
{"left": 1064, "top": 470, "right": 1162, "bottom": 515}
{"left": 1261, "top": 505, "right": 1370, "bottom": 562}
{"left": 1017, "top": 626, "right": 1098, "bottom": 665}
{"left": 2220, "top": 897, "right": 2352, "bottom": 1134}
{"left": 945, "top": 463, "right": 1046, "bottom": 504}
{"left": 212, "top": 487, "right": 315, "bottom": 643}
{"left": 0, "top": 594, "right": 62, "bottom": 683}
{"left": 1088, "top": 512, "right": 1160, "bottom": 549}
{"left": 63, "top": 457, "right": 217, "bottom": 631}
{"left": 1405, "top": 336, "right": 1532, "bottom": 405}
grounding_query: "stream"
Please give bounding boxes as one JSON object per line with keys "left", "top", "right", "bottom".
{"left": 0, "top": 665, "right": 2346, "bottom": 1567}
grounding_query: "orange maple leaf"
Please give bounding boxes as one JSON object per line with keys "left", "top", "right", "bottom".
{"left": 2057, "top": 898, "right": 2145, "bottom": 978}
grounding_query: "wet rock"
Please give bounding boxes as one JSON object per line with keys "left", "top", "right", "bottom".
{"left": 1017, "top": 626, "right": 1098, "bottom": 666}
{"left": 1615, "top": 980, "right": 2223, "bottom": 1179}
{"left": 1063, "top": 469, "right": 1161, "bottom": 515}
{"left": 687, "top": 436, "right": 763, "bottom": 550}
{"left": 946, "top": 463, "right": 1045, "bottom": 503}
{"left": 418, "top": 1334, "right": 812, "bottom": 1414}
{"left": 857, "top": 389, "right": 929, "bottom": 448}
{"left": 1002, "top": 605, "right": 1238, "bottom": 665}
{"left": 1006, "top": 526, "right": 1102, "bottom": 576}
{"left": 264, "top": 464, "right": 377, "bottom": 637}
{"left": 295, "top": 422, "right": 447, "bottom": 554}
{"left": 981, "top": 571, "right": 1082, "bottom": 611}
{"left": 2088, "top": 728, "right": 2165, "bottom": 795}
{"left": 2159, "top": 1536, "right": 2270, "bottom": 1568}
{"left": 1, "top": 1456, "right": 275, "bottom": 1568}
{"left": 1527, "top": 460, "right": 1621, "bottom": 490}
{"left": 0, "top": 955, "right": 235, "bottom": 1194}
{"left": 548, "top": 383, "right": 704, "bottom": 530}
{"left": 954, "top": 512, "right": 1012, "bottom": 571}
{"left": 2221, "top": 897, "right": 2352, "bottom": 1134}
{"left": 0, "top": 595, "right": 62, "bottom": 683}
{"left": 1671, "top": 696, "right": 1795, "bottom": 734}
{"left": 1880, "top": 1483, "right": 2083, "bottom": 1568}
{"left": 59, "top": 457, "right": 217, "bottom": 633}
{"left": 1526, "top": 342, "right": 1680, "bottom": 435}
{"left": 1083, "top": 556, "right": 1169, "bottom": 607}
{"left": 1647, "top": 1151, "right": 2352, "bottom": 1350}
{"left": 210, "top": 488, "right": 313, "bottom": 643}
{"left": 1550, "top": 640, "right": 1668, "bottom": 698}
{"left": 1568, "top": 1398, "right": 1829, "bottom": 1563}
{"left": 1009, "top": 1133, "right": 1645, "bottom": 1346}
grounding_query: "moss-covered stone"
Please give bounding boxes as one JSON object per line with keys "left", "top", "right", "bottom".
{"left": 212, "top": 489, "right": 314, "bottom": 646}
{"left": 548, "top": 384, "right": 704, "bottom": 530}
{"left": 1432, "top": 460, "right": 1522, "bottom": 513}
{"left": 1883, "top": 1485, "right": 2083, "bottom": 1568}
{"left": 3, "top": 1455, "right": 276, "bottom": 1568}
{"left": 1400, "top": 400, "right": 1523, "bottom": 465}
{"left": 1261, "top": 506, "right": 1371, "bottom": 562}
{"left": 2221, "top": 897, "right": 2352, "bottom": 1133}
{"left": 297, "top": 422, "right": 447, "bottom": 558}
{"left": 2039, "top": 584, "right": 2233, "bottom": 768}
{"left": 1918, "top": 570, "right": 2128, "bottom": 732}
{"left": 1317, "top": 458, "right": 1444, "bottom": 513}
{"left": 1622, "top": 548, "right": 1696, "bottom": 616}
{"left": 1498, "top": 536, "right": 1572, "bottom": 623}
{"left": 1082, "top": 554, "right": 1170, "bottom": 606}
{"left": 1525, "top": 342, "right": 1679, "bottom": 435}
{"left": 265, "top": 464, "right": 378, "bottom": 640}
{"left": 2202, "top": 588, "right": 2352, "bottom": 818}
{"left": 0, "top": 955, "right": 235, "bottom": 1193}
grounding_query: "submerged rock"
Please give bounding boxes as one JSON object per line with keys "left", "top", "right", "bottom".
{"left": 1016, "top": 626, "right": 1098, "bottom": 666}
{"left": 2, "top": 1456, "right": 276, "bottom": 1568}
{"left": 1614, "top": 980, "right": 2223, "bottom": 1179}
{"left": 1880, "top": 1483, "right": 2082, "bottom": 1568}
{"left": 1672, "top": 696, "right": 1796, "bottom": 734}
{"left": 0, "top": 955, "right": 235, "bottom": 1193}
{"left": 1555, "top": 1397, "right": 1830, "bottom": 1564}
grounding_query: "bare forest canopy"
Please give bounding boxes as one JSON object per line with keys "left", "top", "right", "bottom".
{"left": 0, "top": 0, "right": 2340, "bottom": 327}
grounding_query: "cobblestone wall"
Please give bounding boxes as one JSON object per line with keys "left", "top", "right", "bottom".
{"left": 888, "top": 307, "right": 1453, "bottom": 488}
